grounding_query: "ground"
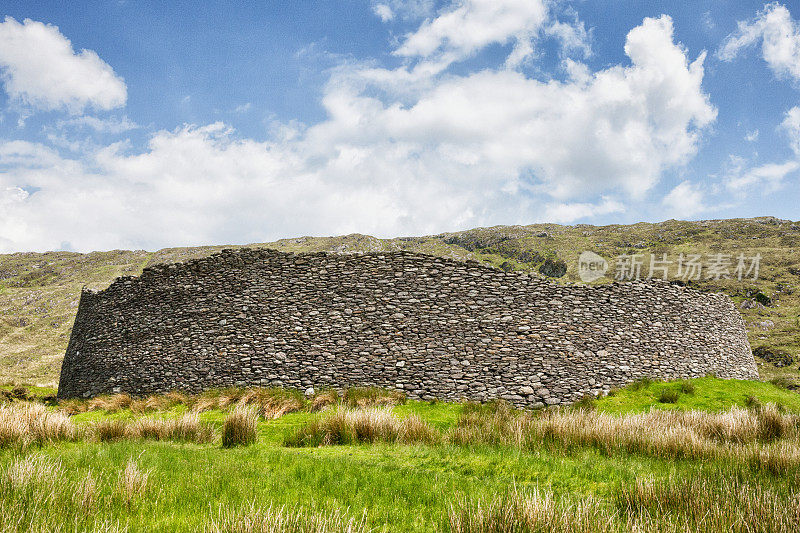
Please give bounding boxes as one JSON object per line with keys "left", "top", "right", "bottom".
{"left": 1, "top": 378, "right": 800, "bottom": 532}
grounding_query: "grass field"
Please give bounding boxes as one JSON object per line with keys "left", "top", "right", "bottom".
{"left": 1, "top": 379, "right": 800, "bottom": 532}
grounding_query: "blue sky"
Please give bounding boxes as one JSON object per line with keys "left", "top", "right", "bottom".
{"left": 0, "top": 0, "right": 799, "bottom": 252}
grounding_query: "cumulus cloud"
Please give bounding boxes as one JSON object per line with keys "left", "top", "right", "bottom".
{"left": 662, "top": 181, "right": 707, "bottom": 216}
{"left": 394, "top": 0, "right": 549, "bottom": 69}
{"left": 0, "top": 17, "right": 126, "bottom": 113}
{"left": 718, "top": 2, "right": 800, "bottom": 81}
{"left": 0, "top": 13, "right": 716, "bottom": 252}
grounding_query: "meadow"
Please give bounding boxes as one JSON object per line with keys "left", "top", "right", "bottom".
{"left": 1, "top": 378, "right": 800, "bottom": 532}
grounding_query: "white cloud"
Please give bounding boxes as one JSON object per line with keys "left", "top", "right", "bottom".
{"left": 725, "top": 157, "right": 799, "bottom": 191}
{"left": 371, "top": 0, "right": 433, "bottom": 22}
{"left": 781, "top": 106, "right": 800, "bottom": 154}
{"left": 0, "top": 14, "right": 717, "bottom": 252}
{"left": 718, "top": 3, "right": 800, "bottom": 81}
{"left": 373, "top": 4, "right": 394, "bottom": 22}
{"left": 394, "top": 0, "right": 548, "bottom": 69}
{"left": 745, "top": 129, "right": 759, "bottom": 142}
{"left": 0, "top": 17, "right": 126, "bottom": 114}
{"left": 543, "top": 197, "right": 624, "bottom": 224}
{"left": 233, "top": 103, "right": 252, "bottom": 114}
{"left": 54, "top": 115, "right": 137, "bottom": 134}
{"left": 544, "top": 16, "right": 592, "bottom": 59}
{"left": 662, "top": 181, "right": 707, "bottom": 216}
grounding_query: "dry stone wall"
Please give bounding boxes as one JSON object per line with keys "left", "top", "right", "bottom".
{"left": 57, "top": 248, "right": 758, "bottom": 404}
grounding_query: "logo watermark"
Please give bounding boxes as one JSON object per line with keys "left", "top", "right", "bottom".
{"left": 577, "top": 252, "right": 761, "bottom": 282}
{"left": 578, "top": 251, "right": 609, "bottom": 282}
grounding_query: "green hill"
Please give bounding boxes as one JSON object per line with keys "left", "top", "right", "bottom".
{"left": 1, "top": 216, "right": 799, "bottom": 387}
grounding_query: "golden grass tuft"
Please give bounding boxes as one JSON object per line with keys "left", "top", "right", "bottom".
{"left": 286, "top": 407, "right": 438, "bottom": 447}
{"left": 91, "top": 414, "right": 214, "bottom": 443}
{"left": 126, "top": 413, "right": 215, "bottom": 443}
{"left": 222, "top": 404, "right": 259, "bottom": 448}
{"left": 92, "top": 419, "right": 128, "bottom": 442}
{"left": 0, "top": 402, "right": 77, "bottom": 449}
{"left": 238, "top": 388, "right": 306, "bottom": 419}
{"left": 310, "top": 389, "right": 340, "bottom": 412}
{"left": 87, "top": 393, "right": 133, "bottom": 413}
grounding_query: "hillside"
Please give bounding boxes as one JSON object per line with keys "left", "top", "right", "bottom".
{"left": 1, "top": 217, "right": 799, "bottom": 387}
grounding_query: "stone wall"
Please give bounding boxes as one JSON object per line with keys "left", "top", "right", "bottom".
{"left": 57, "top": 248, "right": 758, "bottom": 404}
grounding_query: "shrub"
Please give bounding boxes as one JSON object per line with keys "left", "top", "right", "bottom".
{"left": 10, "top": 386, "right": 29, "bottom": 400}
{"left": 343, "top": 387, "right": 405, "bottom": 408}
{"left": 677, "top": 381, "right": 695, "bottom": 394}
{"left": 657, "top": 388, "right": 680, "bottom": 404}
{"left": 222, "top": 404, "right": 258, "bottom": 448}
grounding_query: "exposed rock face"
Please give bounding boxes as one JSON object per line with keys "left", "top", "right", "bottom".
{"left": 57, "top": 248, "right": 757, "bottom": 404}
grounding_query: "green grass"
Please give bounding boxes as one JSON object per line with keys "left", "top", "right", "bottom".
{"left": 596, "top": 376, "right": 800, "bottom": 414}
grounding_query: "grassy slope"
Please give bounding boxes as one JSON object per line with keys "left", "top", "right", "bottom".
{"left": 4, "top": 377, "right": 798, "bottom": 532}
{"left": 1, "top": 217, "right": 799, "bottom": 387}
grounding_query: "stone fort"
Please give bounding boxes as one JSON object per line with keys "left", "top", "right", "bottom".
{"left": 57, "top": 248, "right": 758, "bottom": 405}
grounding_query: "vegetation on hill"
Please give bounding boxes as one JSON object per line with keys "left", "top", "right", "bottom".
{"left": 0, "top": 216, "right": 799, "bottom": 387}
{"left": 0, "top": 378, "right": 798, "bottom": 531}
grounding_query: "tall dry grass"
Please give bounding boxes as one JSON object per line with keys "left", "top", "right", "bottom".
{"left": 238, "top": 388, "right": 306, "bottom": 419}
{"left": 58, "top": 386, "right": 407, "bottom": 420}
{"left": 449, "top": 402, "right": 800, "bottom": 472}
{"left": 208, "top": 502, "right": 370, "bottom": 533}
{"left": 91, "top": 413, "right": 214, "bottom": 443}
{"left": 285, "top": 407, "right": 438, "bottom": 447}
{"left": 0, "top": 402, "right": 77, "bottom": 449}
{"left": 448, "top": 486, "right": 616, "bottom": 533}
{"left": 310, "top": 389, "right": 340, "bottom": 412}
{"left": 222, "top": 404, "right": 259, "bottom": 448}
{"left": 117, "top": 458, "right": 149, "bottom": 508}
{"left": 447, "top": 477, "right": 800, "bottom": 533}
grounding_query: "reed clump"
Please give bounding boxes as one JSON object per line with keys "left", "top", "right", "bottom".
{"left": 222, "top": 404, "right": 259, "bottom": 448}
{"left": 91, "top": 413, "right": 214, "bottom": 443}
{"left": 285, "top": 407, "right": 438, "bottom": 447}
